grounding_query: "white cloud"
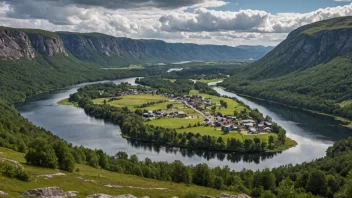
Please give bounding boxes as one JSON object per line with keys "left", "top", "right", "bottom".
{"left": 160, "top": 3, "right": 352, "bottom": 33}
{"left": 0, "top": 1, "right": 351, "bottom": 46}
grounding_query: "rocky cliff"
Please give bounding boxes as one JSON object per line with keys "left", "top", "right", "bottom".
{"left": 0, "top": 26, "right": 273, "bottom": 67}
{"left": 0, "top": 27, "right": 67, "bottom": 60}
{"left": 242, "top": 17, "right": 352, "bottom": 79}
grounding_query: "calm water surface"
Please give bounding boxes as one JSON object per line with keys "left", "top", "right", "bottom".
{"left": 16, "top": 78, "right": 352, "bottom": 170}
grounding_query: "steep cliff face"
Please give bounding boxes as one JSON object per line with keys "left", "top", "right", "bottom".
{"left": 243, "top": 17, "right": 352, "bottom": 79}
{"left": 0, "top": 29, "right": 35, "bottom": 60}
{"left": 0, "top": 27, "right": 67, "bottom": 60}
{"left": 57, "top": 32, "right": 271, "bottom": 67}
{"left": 28, "top": 34, "right": 67, "bottom": 56}
{"left": 0, "top": 26, "right": 273, "bottom": 66}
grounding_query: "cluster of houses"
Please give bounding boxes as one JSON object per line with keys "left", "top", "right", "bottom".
{"left": 112, "top": 88, "right": 274, "bottom": 135}
{"left": 181, "top": 96, "right": 212, "bottom": 110}
{"left": 120, "top": 89, "right": 158, "bottom": 96}
{"left": 142, "top": 110, "right": 188, "bottom": 119}
{"left": 203, "top": 116, "right": 273, "bottom": 134}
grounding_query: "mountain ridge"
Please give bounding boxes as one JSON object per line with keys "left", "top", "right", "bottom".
{"left": 0, "top": 26, "right": 274, "bottom": 67}
{"left": 238, "top": 17, "right": 352, "bottom": 79}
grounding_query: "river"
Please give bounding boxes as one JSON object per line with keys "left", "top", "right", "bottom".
{"left": 16, "top": 77, "right": 352, "bottom": 170}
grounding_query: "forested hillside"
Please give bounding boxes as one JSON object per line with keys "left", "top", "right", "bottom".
{"left": 222, "top": 17, "right": 352, "bottom": 120}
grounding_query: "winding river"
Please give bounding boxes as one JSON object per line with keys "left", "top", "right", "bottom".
{"left": 16, "top": 77, "right": 352, "bottom": 170}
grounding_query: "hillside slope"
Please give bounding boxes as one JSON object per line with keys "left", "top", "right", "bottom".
{"left": 223, "top": 17, "right": 352, "bottom": 120}
{"left": 0, "top": 26, "right": 272, "bottom": 67}
{"left": 238, "top": 17, "right": 352, "bottom": 79}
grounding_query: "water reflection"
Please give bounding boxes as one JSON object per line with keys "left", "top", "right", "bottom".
{"left": 127, "top": 140, "right": 280, "bottom": 164}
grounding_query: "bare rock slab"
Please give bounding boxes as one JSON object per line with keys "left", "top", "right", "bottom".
{"left": 217, "top": 193, "right": 251, "bottom": 198}
{"left": 0, "top": 191, "right": 8, "bottom": 196}
{"left": 23, "top": 187, "right": 78, "bottom": 197}
{"left": 86, "top": 194, "right": 137, "bottom": 198}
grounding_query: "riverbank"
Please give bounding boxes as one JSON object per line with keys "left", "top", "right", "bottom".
{"left": 222, "top": 90, "right": 352, "bottom": 129}
{"left": 57, "top": 98, "right": 77, "bottom": 106}
{"left": 61, "top": 81, "right": 297, "bottom": 154}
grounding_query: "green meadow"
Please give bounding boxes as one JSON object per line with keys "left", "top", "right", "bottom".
{"left": 0, "top": 147, "right": 228, "bottom": 198}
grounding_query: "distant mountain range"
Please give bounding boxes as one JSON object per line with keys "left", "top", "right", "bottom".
{"left": 0, "top": 26, "right": 273, "bottom": 67}
{"left": 222, "top": 17, "right": 352, "bottom": 120}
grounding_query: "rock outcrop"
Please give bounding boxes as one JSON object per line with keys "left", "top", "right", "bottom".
{"left": 28, "top": 34, "right": 67, "bottom": 56}
{"left": 0, "top": 191, "right": 8, "bottom": 196}
{"left": 201, "top": 193, "right": 251, "bottom": 198}
{"left": 216, "top": 193, "right": 251, "bottom": 198}
{"left": 0, "top": 29, "right": 35, "bottom": 60}
{"left": 86, "top": 194, "right": 137, "bottom": 198}
{"left": 22, "top": 187, "right": 77, "bottom": 197}
{"left": 0, "top": 27, "right": 67, "bottom": 60}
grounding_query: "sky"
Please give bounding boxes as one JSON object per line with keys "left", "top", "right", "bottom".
{"left": 0, "top": 0, "right": 352, "bottom": 46}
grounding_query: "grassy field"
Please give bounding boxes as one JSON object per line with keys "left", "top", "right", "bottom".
{"left": 93, "top": 96, "right": 201, "bottom": 117}
{"left": 0, "top": 147, "right": 229, "bottom": 198}
{"left": 57, "top": 98, "right": 77, "bottom": 106}
{"left": 339, "top": 99, "right": 352, "bottom": 107}
{"left": 176, "top": 126, "right": 277, "bottom": 142}
{"left": 189, "top": 90, "right": 249, "bottom": 115}
{"left": 175, "top": 127, "right": 297, "bottom": 152}
{"left": 93, "top": 94, "right": 170, "bottom": 110}
{"left": 146, "top": 118, "right": 204, "bottom": 129}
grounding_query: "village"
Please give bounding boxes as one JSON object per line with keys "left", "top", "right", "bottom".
{"left": 114, "top": 88, "right": 274, "bottom": 135}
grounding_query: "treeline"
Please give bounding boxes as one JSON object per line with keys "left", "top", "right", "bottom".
{"left": 136, "top": 78, "right": 194, "bottom": 96}
{"left": 136, "top": 77, "right": 219, "bottom": 96}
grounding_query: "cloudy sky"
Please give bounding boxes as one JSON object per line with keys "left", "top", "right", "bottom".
{"left": 0, "top": 0, "right": 352, "bottom": 46}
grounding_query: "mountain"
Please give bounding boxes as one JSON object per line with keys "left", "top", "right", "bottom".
{"left": 222, "top": 17, "right": 352, "bottom": 120}
{"left": 0, "top": 26, "right": 273, "bottom": 67}
{"left": 237, "top": 17, "right": 352, "bottom": 79}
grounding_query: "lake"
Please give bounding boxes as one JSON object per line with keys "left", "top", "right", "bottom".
{"left": 16, "top": 77, "right": 352, "bottom": 170}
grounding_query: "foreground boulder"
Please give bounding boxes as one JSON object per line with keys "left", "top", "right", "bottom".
{"left": 217, "top": 193, "right": 251, "bottom": 198}
{"left": 86, "top": 194, "right": 137, "bottom": 198}
{"left": 22, "top": 187, "right": 77, "bottom": 197}
{"left": 0, "top": 191, "right": 8, "bottom": 196}
{"left": 201, "top": 193, "right": 251, "bottom": 198}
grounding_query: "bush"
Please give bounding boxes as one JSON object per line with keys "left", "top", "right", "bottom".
{"left": 25, "top": 138, "right": 58, "bottom": 169}
{"left": 2, "top": 165, "right": 30, "bottom": 182}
